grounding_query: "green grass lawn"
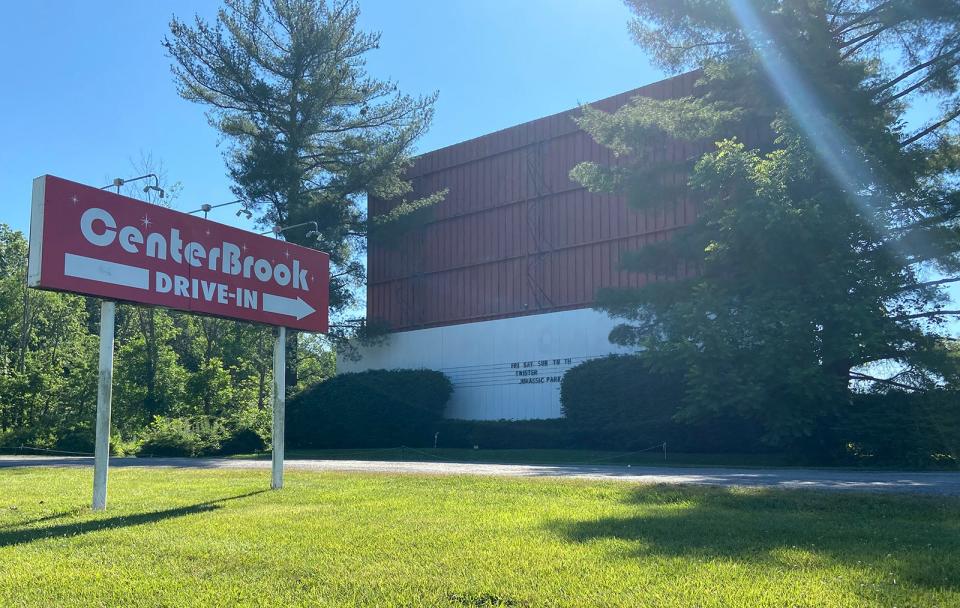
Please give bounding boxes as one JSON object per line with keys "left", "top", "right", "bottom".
{"left": 1, "top": 467, "right": 958, "bottom": 607}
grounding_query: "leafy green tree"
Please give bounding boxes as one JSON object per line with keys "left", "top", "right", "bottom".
{"left": 291, "top": 332, "right": 336, "bottom": 396}
{"left": 573, "top": 0, "right": 960, "bottom": 444}
{"left": 0, "top": 225, "right": 98, "bottom": 448}
{"left": 186, "top": 357, "right": 236, "bottom": 418}
{"left": 0, "top": 224, "right": 30, "bottom": 377}
{"left": 113, "top": 309, "right": 188, "bottom": 432}
{"left": 111, "top": 156, "right": 188, "bottom": 431}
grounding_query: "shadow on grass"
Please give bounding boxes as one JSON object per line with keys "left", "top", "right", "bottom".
{"left": 0, "top": 490, "right": 266, "bottom": 548}
{"left": 0, "top": 508, "right": 86, "bottom": 530}
{"left": 548, "top": 486, "right": 960, "bottom": 591}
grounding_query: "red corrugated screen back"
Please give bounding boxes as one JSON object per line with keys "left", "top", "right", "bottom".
{"left": 367, "top": 71, "right": 762, "bottom": 331}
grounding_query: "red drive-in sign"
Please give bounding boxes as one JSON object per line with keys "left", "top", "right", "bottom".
{"left": 28, "top": 175, "right": 329, "bottom": 333}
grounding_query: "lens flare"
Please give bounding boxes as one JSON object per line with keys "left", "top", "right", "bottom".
{"left": 726, "top": 0, "right": 892, "bottom": 235}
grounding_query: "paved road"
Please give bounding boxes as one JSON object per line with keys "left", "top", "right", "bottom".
{"left": 3, "top": 455, "right": 959, "bottom": 495}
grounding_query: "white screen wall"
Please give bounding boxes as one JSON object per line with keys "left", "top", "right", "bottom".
{"left": 338, "top": 308, "right": 630, "bottom": 420}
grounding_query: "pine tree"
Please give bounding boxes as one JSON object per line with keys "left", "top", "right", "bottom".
{"left": 164, "top": 0, "right": 444, "bottom": 340}
{"left": 572, "top": 0, "right": 960, "bottom": 444}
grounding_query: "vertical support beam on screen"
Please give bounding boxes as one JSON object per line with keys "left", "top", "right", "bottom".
{"left": 92, "top": 300, "right": 115, "bottom": 511}
{"left": 271, "top": 326, "right": 286, "bottom": 490}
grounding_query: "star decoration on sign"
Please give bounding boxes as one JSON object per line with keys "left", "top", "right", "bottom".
{"left": 284, "top": 250, "right": 290, "bottom": 259}
{"left": 205, "top": 229, "right": 211, "bottom": 236}
{"left": 70, "top": 195, "right": 79, "bottom": 205}
{"left": 141, "top": 215, "right": 152, "bottom": 229}
{"left": 242, "top": 244, "right": 247, "bottom": 252}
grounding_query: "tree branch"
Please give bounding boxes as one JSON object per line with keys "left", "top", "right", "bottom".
{"left": 838, "top": 25, "right": 888, "bottom": 49}
{"left": 895, "top": 309, "right": 960, "bottom": 321}
{"left": 874, "top": 46, "right": 958, "bottom": 96}
{"left": 849, "top": 371, "right": 919, "bottom": 391}
{"left": 881, "top": 60, "right": 960, "bottom": 106}
{"left": 894, "top": 276, "right": 960, "bottom": 293}
{"left": 915, "top": 277, "right": 960, "bottom": 289}
{"left": 901, "top": 106, "right": 960, "bottom": 147}
{"left": 830, "top": 0, "right": 894, "bottom": 36}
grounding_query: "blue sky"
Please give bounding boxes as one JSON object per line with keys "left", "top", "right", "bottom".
{"left": 0, "top": 0, "right": 955, "bottom": 328}
{"left": 0, "top": 0, "right": 658, "bottom": 232}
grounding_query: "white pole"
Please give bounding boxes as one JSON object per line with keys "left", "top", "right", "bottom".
{"left": 92, "top": 300, "right": 115, "bottom": 511}
{"left": 271, "top": 326, "right": 286, "bottom": 490}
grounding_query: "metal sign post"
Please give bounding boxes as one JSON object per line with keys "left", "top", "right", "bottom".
{"left": 271, "top": 326, "right": 286, "bottom": 490}
{"left": 92, "top": 300, "right": 115, "bottom": 510}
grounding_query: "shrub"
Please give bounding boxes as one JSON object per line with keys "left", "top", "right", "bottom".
{"left": 53, "top": 424, "right": 95, "bottom": 454}
{"left": 287, "top": 369, "right": 453, "bottom": 449}
{"left": 838, "top": 390, "right": 960, "bottom": 467}
{"left": 560, "top": 355, "right": 767, "bottom": 452}
{"left": 138, "top": 418, "right": 201, "bottom": 457}
{"left": 560, "top": 355, "right": 682, "bottom": 450}
{"left": 217, "top": 427, "right": 267, "bottom": 455}
{"left": 137, "top": 416, "right": 227, "bottom": 457}
{"left": 109, "top": 435, "right": 141, "bottom": 457}
{"left": 221, "top": 402, "right": 272, "bottom": 453}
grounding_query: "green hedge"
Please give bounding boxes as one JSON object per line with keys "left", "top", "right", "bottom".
{"left": 278, "top": 360, "right": 958, "bottom": 466}
{"left": 287, "top": 369, "right": 453, "bottom": 449}
{"left": 838, "top": 390, "right": 960, "bottom": 467}
{"left": 559, "top": 355, "right": 768, "bottom": 452}
{"left": 560, "top": 355, "right": 682, "bottom": 450}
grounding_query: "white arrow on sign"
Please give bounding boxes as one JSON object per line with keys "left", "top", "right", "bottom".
{"left": 64, "top": 253, "right": 150, "bottom": 290}
{"left": 262, "top": 293, "right": 315, "bottom": 320}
